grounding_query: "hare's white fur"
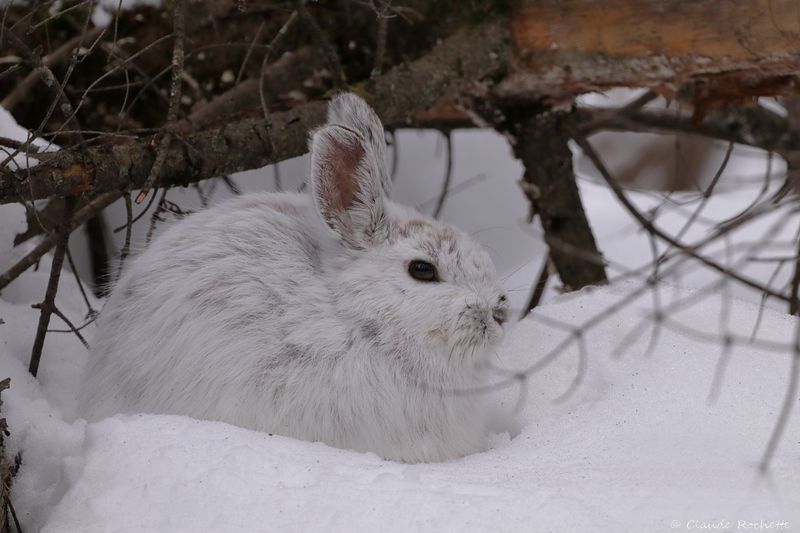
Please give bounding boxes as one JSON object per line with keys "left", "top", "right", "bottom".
{"left": 79, "top": 94, "right": 507, "bottom": 463}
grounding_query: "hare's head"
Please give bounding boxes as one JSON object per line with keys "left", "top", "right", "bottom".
{"left": 310, "top": 94, "right": 507, "bottom": 373}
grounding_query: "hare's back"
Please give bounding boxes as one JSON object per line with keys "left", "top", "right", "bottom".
{"left": 126, "top": 192, "right": 324, "bottom": 305}
{"left": 81, "top": 192, "right": 326, "bottom": 420}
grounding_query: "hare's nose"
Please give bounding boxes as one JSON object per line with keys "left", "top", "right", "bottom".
{"left": 492, "top": 307, "right": 507, "bottom": 326}
{"left": 492, "top": 294, "right": 508, "bottom": 326}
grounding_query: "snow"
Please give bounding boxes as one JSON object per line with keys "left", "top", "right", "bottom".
{"left": 91, "top": 0, "right": 162, "bottom": 27}
{"left": 1, "top": 100, "right": 798, "bottom": 531}
{"left": 3, "top": 276, "right": 798, "bottom": 532}
{"left": 0, "top": 105, "right": 58, "bottom": 170}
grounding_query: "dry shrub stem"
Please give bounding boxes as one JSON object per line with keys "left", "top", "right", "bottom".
{"left": 0, "top": 192, "right": 122, "bottom": 293}
{"left": 136, "top": 0, "right": 185, "bottom": 204}
{"left": 28, "top": 198, "right": 76, "bottom": 377}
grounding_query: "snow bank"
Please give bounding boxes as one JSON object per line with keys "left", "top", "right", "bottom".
{"left": 3, "top": 262, "right": 798, "bottom": 532}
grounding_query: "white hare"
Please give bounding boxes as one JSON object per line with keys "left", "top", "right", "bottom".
{"left": 79, "top": 93, "right": 508, "bottom": 463}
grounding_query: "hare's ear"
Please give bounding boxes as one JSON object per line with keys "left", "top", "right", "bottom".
{"left": 310, "top": 125, "right": 388, "bottom": 249}
{"left": 326, "top": 93, "right": 391, "bottom": 197}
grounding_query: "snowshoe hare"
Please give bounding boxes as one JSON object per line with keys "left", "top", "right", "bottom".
{"left": 79, "top": 93, "right": 508, "bottom": 463}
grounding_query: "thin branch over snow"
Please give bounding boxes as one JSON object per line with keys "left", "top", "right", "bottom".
{"left": 135, "top": 0, "right": 185, "bottom": 204}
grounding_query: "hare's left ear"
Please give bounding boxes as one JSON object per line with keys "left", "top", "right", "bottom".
{"left": 309, "top": 124, "right": 388, "bottom": 249}
{"left": 325, "top": 93, "right": 392, "bottom": 198}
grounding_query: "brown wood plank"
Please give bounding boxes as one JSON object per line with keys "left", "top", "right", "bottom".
{"left": 500, "top": 0, "right": 800, "bottom": 103}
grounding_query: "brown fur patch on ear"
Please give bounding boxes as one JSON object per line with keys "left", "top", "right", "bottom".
{"left": 311, "top": 123, "right": 387, "bottom": 247}
{"left": 326, "top": 136, "right": 365, "bottom": 212}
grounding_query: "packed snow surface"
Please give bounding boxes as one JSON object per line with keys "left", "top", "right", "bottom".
{"left": 2, "top": 262, "right": 798, "bottom": 532}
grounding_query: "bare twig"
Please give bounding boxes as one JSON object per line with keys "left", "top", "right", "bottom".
{"left": 553, "top": 331, "right": 588, "bottom": 404}
{"left": 48, "top": 305, "right": 89, "bottom": 349}
{"left": 571, "top": 130, "right": 789, "bottom": 303}
{"left": 432, "top": 132, "right": 452, "bottom": 219}
{"left": 113, "top": 188, "right": 157, "bottom": 233}
{"left": 1, "top": 21, "right": 509, "bottom": 204}
{"left": 48, "top": 314, "right": 97, "bottom": 335}
{"left": 273, "top": 163, "right": 283, "bottom": 192}
{"left": 65, "top": 247, "right": 96, "bottom": 317}
{"left": 759, "top": 236, "right": 800, "bottom": 472}
{"left": 0, "top": 136, "right": 39, "bottom": 153}
{"left": 0, "top": 21, "right": 93, "bottom": 164}
{"left": 370, "top": 0, "right": 393, "bottom": 80}
{"left": 136, "top": 0, "right": 185, "bottom": 204}
{"left": 221, "top": 176, "right": 242, "bottom": 195}
{"left": 578, "top": 104, "right": 789, "bottom": 156}
{"left": 522, "top": 254, "right": 551, "bottom": 318}
{"left": 0, "top": 192, "right": 122, "bottom": 292}
{"left": 29, "top": 198, "right": 76, "bottom": 376}
{"left": 0, "top": 62, "right": 21, "bottom": 81}
{"left": 654, "top": 141, "right": 735, "bottom": 264}
{"left": 84, "top": 213, "right": 111, "bottom": 298}
{"left": 258, "top": 10, "right": 298, "bottom": 121}
{"left": 2, "top": 26, "right": 105, "bottom": 111}
{"left": 579, "top": 89, "right": 658, "bottom": 131}
{"left": 146, "top": 189, "right": 169, "bottom": 244}
{"left": 5, "top": 486, "right": 21, "bottom": 533}
{"left": 707, "top": 238, "right": 734, "bottom": 403}
{"left": 30, "top": 0, "right": 94, "bottom": 30}
{"left": 235, "top": 20, "right": 266, "bottom": 86}
{"left": 388, "top": 130, "right": 399, "bottom": 181}
{"left": 117, "top": 192, "right": 133, "bottom": 281}
{"left": 295, "top": 0, "right": 345, "bottom": 86}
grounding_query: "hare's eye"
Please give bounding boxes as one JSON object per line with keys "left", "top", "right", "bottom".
{"left": 408, "top": 260, "right": 439, "bottom": 282}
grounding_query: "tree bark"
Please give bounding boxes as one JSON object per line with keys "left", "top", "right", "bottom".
{"left": 501, "top": 0, "right": 800, "bottom": 107}
{"left": 516, "top": 110, "right": 608, "bottom": 291}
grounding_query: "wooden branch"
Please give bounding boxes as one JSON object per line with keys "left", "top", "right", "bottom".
{"left": 0, "top": 21, "right": 508, "bottom": 204}
{"left": 29, "top": 198, "right": 76, "bottom": 377}
{"left": 498, "top": 0, "right": 800, "bottom": 105}
{"left": 4, "top": 2, "right": 797, "bottom": 206}
{"left": 516, "top": 109, "right": 608, "bottom": 291}
{"left": 577, "top": 105, "right": 791, "bottom": 154}
{"left": 136, "top": 0, "right": 185, "bottom": 203}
